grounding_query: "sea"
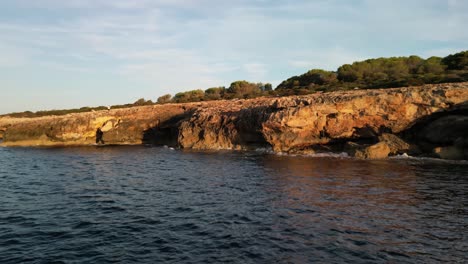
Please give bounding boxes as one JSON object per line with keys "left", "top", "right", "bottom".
{"left": 0, "top": 145, "right": 467, "bottom": 263}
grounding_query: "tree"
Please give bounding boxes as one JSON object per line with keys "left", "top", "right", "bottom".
{"left": 204, "top": 87, "right": 225, "bottom": 100}
{"left": 417, "top": 56, "right": 445, "bottom": 75}
{"left": 227, "top": 80, "right": 262, "bottom": 99}
{"left": 172, "top": 90, "right": 205, "bottom": 103}
{"left": 157, "top": 94, "right": 172, "bottom": 104}
{"left": 133, "top": 98, "right": 153, "bottom": 106}
{"left": 337, "top": 64, "right": 360, "bottom": 82}
{"left": 384, "top": 58, "right": 410, "bottom": 80}
{"left": 276, "top": 69, "right": 337, "bottom": 91}
{"left": 407, "top": 55, "right": 424, "bottom": 73}
{"left": 442, "top": 51, "right": 468, "bottom": 70}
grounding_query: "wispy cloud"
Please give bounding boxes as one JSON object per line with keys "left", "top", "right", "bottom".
{"left": 0, "top": 0, "right": 467, "bottom": 113}
{"left": 0, "top": 43, "right": 28, "bottom": 67}
{"left": 243, "top": 63, "right": 268, "bottom": 81}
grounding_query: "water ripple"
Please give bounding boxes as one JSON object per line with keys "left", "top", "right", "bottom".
{"left": 0, "top": 146, "right": 467, "bottom": 263}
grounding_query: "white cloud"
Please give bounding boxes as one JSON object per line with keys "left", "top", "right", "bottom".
{"left": 288, "top": 60, "right": 313, "bottom": 68}
{"left": 243, "top": 63, "right": 268, "bottom": 81}
{"left": 0, "top": 0, "right": 467, "bottom": 113}
{"left": 0, "top": 43, "right": 28, "bottom": 67}
{"left": 287, "top": 47, "right": 366, "bottom": 72}
{"left": 420, "top": 47, "right": 467, "bottom": 58}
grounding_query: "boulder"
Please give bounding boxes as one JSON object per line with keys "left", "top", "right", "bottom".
{"left": 378, "top": 133, "right": 410, "bottom": 155}
{"left": 344, "top": 141, "right": 366, "bottom": 156}
{"left": 354, "top": 142, "right": 391, "bottom": 159}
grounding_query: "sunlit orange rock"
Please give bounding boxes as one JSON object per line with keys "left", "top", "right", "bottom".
{"left": 1, "top": 82, "right": 467, "bottom": 159}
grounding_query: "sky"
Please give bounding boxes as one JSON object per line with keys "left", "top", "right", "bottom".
{"left": 0, "top": 0, "right": 467, "bottom": 114}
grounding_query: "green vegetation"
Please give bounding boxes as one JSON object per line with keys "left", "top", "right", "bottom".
{"left": 133, "top": 98, "right": 154, "bottom": 106}
{"left": 168, "top": 81, "right": 272, "bottom": 102}
{"left": 157, "top": 94, "right": 172, "bottom": 104}
{"left": 172, "top": 89, "right": 205, "bottom": 103}
{"left": 204, "top": 87, "right": 225, "bottom": 100}
{"left": 225, "top": 81, "right": 262, "bottom": 99}
{"left": 4, "top": 106, "right": 110, "bottom": 118}
{"left": 3, "top": 51, "right": 466, "bottom": 118}
{"left": 442, "top": 51, "right": 468, "bottom": 70}
{"left": 3, "top": 100, "right": 156, "bottom": 118}
{"left": 276, "top": 50, "right": 468, "bottom": 95}
{"left": 275, "top": 69, "right": 339, "bottom": 95}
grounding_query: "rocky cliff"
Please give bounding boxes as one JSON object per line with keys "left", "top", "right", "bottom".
{"left": 1, "top": 82, "right": 467, "bottom": 159}
{"left": 0, "top": 103, "right": 196, "bottom": 146}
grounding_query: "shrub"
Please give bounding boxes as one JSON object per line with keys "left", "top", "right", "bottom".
{"left": 157, "top": 94, "right": 172, "bottom": 104}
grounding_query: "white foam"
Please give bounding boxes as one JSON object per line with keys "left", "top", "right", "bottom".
{"left": 389, "top": 154, "right": 468, "bottom": 164}
{"left": 254, "top": 147, "right": 274, "bottom": 154}
{"left": 390, "top": 153, "right": 412, "bottom": 159}
{"left": 308, "top": 152, "right": 350, "bottom": 158}
{"left": 271, "top": 151, "right": 351, "bottom": 158}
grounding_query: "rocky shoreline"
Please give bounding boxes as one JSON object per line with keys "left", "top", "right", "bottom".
{"left": 1, "top": 82, "right": 467, "bottom": 160}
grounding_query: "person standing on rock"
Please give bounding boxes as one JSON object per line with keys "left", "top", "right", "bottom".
{"left": 96, "top": 128, "right": 104, "bottom": 144}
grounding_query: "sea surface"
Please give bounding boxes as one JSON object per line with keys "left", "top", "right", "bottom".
{"left": 0, "top": 145, "right": 467, "bottom": 263}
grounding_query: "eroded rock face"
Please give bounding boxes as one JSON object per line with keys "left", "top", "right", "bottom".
{"left": 1, "top": 82, "right": 467, "bottom": 160}
{"left": 178, "top": 99, "right": 273, "bottom": 150}
{"left": 261, "top": 84, "right": 468, "bottom": 152}
{"left": 0, "top": 104, "right": 195, "bottom": 146}
{"left": 176, "top": 83, "right": 468, "bottom": 155}
{"left": 418, "top": 115, "right": 468, "bottom": 145}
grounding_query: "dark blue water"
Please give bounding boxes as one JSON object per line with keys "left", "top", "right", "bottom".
{"left": 0, "top": 146, "right": 467, "bottom": 263}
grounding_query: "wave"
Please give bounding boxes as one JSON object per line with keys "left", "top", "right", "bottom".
{"left": 390, "top": 153, "right": 468, "bottom": 164}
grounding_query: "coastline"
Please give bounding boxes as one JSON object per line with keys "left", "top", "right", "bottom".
{"left": 1, "top": 82, "right": 467, "bottom": 160}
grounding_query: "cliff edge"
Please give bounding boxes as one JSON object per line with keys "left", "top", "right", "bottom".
{"left": 1, "top": 82, "right": 467, "bottom": 159}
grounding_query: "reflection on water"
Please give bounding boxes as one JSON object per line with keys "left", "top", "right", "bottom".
{"left": 261, "top": 156, "right": 467, "bottom": 262}
{"left": 0, "top": 146, "right": 467, "bottom": 263}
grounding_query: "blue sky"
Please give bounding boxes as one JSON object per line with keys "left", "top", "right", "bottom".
{"left": 0, "top": 0, "right": 467, "bottom": 114}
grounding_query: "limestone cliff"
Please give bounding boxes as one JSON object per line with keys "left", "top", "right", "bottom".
{"left": 0, "top": 104, "right": 196, "bottom": 146}
{"left": 1, "top": 82, "right": 467, "bottom": 159}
